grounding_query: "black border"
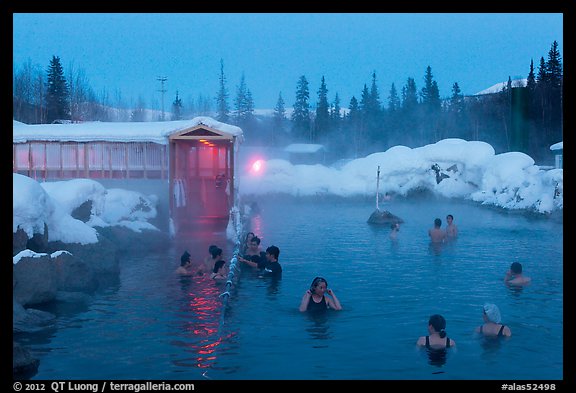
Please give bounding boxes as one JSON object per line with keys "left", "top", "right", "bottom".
{"left": 6, "top": 3, "right": 572, "bottom": 390}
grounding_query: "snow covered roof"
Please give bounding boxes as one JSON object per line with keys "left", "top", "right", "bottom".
{"left": 284, "top": 144, "right": 326, "bottom": 153}
{"left": 13, "top": 116, "right": 243, "bottom": 145}
{"left": 550, "top": 141, "right": 563, "bottom": 151}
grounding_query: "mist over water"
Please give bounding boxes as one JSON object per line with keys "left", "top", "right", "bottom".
{"left": 20, "top": 195, "right": 563, "bottom": 380}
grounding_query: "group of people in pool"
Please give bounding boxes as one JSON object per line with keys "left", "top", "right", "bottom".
{"left": 428, "top": 214, "right": 458, "bottom": 243}
{"left": 389, "top": 214, "right": 459, "bottom": 243}
{"left": 176, "top": 231, "right": 283, "bottom": 282}
{"left": 415, "top": 261, "right": 530, "bottom": 366}
{"left": 175, "top": 245, "right": 228, "bottom": 280}
{"left": 417, "top": 302, "right": 513, "bottom": 350}
{"left": 177, "top": 227, "right": 531, "bottom": 365}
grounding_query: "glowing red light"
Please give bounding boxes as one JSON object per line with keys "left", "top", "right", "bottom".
{"left": 251, "top": 160, "right": 263, "bottom": 173}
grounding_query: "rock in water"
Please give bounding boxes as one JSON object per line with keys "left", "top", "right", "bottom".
{"left": 367, "top": 209, "right": 404, "bottom": 225}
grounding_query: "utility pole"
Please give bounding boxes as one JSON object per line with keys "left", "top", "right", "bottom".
{"left": 157, "top": 76, "right": 167, "bottom": 121}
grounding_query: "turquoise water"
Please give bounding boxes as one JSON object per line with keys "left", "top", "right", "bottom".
{"left": 19, "top": 195, "right": 563, "bottom": 380}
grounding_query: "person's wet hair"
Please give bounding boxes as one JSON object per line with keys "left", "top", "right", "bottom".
{"left": 429, "top": 314, "right": 447, "bottom": 338}
{"left": 310, "top": 277, "right": 327, "bottom": 291}
{"left": 180, "top": 251, "right": 191, "bottom": 265}
{"left": 511, "top": 262, "right": 523, "bottom": 274}
{"left": 434, "top": 218, "right": 442, "bottom": 227}
{"left": 266, "top": 245, "right": 279, "bottom": 259}
{"left": 210, "top": 247, "right": 222, "bottom": 259}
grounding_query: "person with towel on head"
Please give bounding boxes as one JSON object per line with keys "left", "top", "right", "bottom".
{"left": 475, "top": 303, "right": 512, "bottom": 337}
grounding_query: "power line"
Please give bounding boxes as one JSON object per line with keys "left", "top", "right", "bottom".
{"left": 157, "top": 76, "right": 167, "bottom": 121}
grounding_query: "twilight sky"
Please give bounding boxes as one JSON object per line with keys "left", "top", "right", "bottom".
{"left": 13, "top": 13, "right": 563, "bottom": 110}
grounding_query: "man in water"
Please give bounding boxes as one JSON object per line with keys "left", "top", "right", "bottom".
{"left": 175, "top": 251, "right": 193, "bottom": 275}
{"left": 428, "top": 218, "right": 446, "bottom": 243}
{"left": 445, "top": 214, "right": 458, "bottom": 240}
{"left": 389, "top": 222, "right": 400, "bottom": 241}
{"left": 504, "top": 262, "right": 531, "bottom": 285}
{"left": 260, "top": 245, "right": 282, "bottom": 278}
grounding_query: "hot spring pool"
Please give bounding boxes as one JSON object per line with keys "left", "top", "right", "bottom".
{"left": 18, "top": 195, "right": 564, "bottom": 380}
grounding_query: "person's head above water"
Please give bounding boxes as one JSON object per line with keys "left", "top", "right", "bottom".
{"left": 310, "top": 277, "right": 328, "bottom": 293}
{"left": 428, "top": 314, "right": 447, "bottom": 338}
{"left": 266, "top": 245, "right": 280, "bottom": 260}
{"left": 510, "top": 262, "right": 523, "bottom": 274}
{"left": 210, "top": 246, "right": 222, "bottom": 259}
{"left": 483, "top": 303, "right": 502, "bottom": 324}
{"left": 180, "top": 251, "right": 191, "bottom": 266}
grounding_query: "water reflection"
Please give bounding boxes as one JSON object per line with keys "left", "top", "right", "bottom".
{"left": 305, "top": 312, "right": 332, "bottom": 342}
{"left": 170, "top": 275, "right": 227, "bottom": 370}
{"left": 425, "top": 347, "right": 448, "bottom": 367}
{"left": 250, "top": 213, "right": 263, "bottom": 241}
{"left": 265, "top": 277, "right": 282, "bottom": 296}
{"left": 506, "top": 284, "right": 526, "bottom": 297}
{"left": 428, "top": 242, "right": 444, "bottom": 256}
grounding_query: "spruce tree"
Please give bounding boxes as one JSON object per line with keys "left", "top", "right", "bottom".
{"left": 234, "top": 73, "right": 255, "bottom": 128}
{"left": 172, "top": 91, "right": 183, "bottom": 120}
{"left": 526, "top": 59, "right": 536, "bottom": 91}
{"left": 366, "top": 71, "right": 383, "bottom": 146}
{"left": 369, "top": 72, "right": 382, "bottom": 113}
{"left": 546, "top": 40, "right": 562, "bottom": 89}
{"left": 45, "top": 55, "right": 70, "bottom": 123}
{"left": 347, "top": 96, "right": 362, "bottom": 157}
{"left": 215, "top": 59, "right": 230, "bottom": 123}
{"left": 544, "top": 40, "right": 563, "bottom": 148}
{"left": 272, "top": 92, "right": 287, "bottom": 146}
{"left": 402, "top": 77, "right": 418, "bottom": 111}
{"left": 315, "top": 76, "right": 330, "bottom": 143}
{"left": 401, "top": 77, "right": 419, "bottom": 146}
{"left": 331, "top": 93, "right": 341, "bottom": 122}
{"left": 387, "top": 83, "right": 400, "bottom": 112}
{"left": 449, "top": 82, "right": 464, "bottom": 112}
{"left": 330, "top": 93, "right": 343, "bottom": 152}
{"left": 536, "top": 57, "right": 548, "bottom": 84}
{"left": 421, "top": 66, "right": 441, "bottom": 112}
{"left": 291, "top": 75, "right": 311, "bottom": 142}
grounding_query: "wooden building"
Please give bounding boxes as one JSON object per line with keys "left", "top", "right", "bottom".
{"left": 13, "top": 117, "right": 244, "bottom": 234}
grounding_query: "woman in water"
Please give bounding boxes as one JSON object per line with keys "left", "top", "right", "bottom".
{"left": 417, "top": 314, "right": 456, "bottom": 349}
{"left": 299, "top": 277, "right": 342, "bottom": 312}
{"left": 417, "top": 314, "right": 456, "bottom": 366}
{"left": 475, "top": 303, "right": 511, "bottom": 337}
{"left": 209, "top": 246, "right": 227, "bottom": 281}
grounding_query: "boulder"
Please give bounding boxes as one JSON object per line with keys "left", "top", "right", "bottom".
{"left": 13, "top": 341, "right": 39, "bottom": 380}
{"left": 71, "top": 200, "right": 93, "bottom": 222}
{"left": 13, "top": 227, "right": 28, "bottom": 256}
{"left": 13, "top": 254, "right": 57, "bottom": 306}
{"left": 47, "top": 234, "right": 119, "bottom": 276}
{"left": 13, "top": 299, "right": 56, "bottom": 333}
{"left": 26, "top": 223, "right": 49, "bottom": 253}
{"left": 96, "top": 225, "right": 169, "bottom": 256}
{"left": 367, "top": 209, "right": 404, "bottom": 225}
{"left": 53, "top": 251, "right": 98, "bottom": 293}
